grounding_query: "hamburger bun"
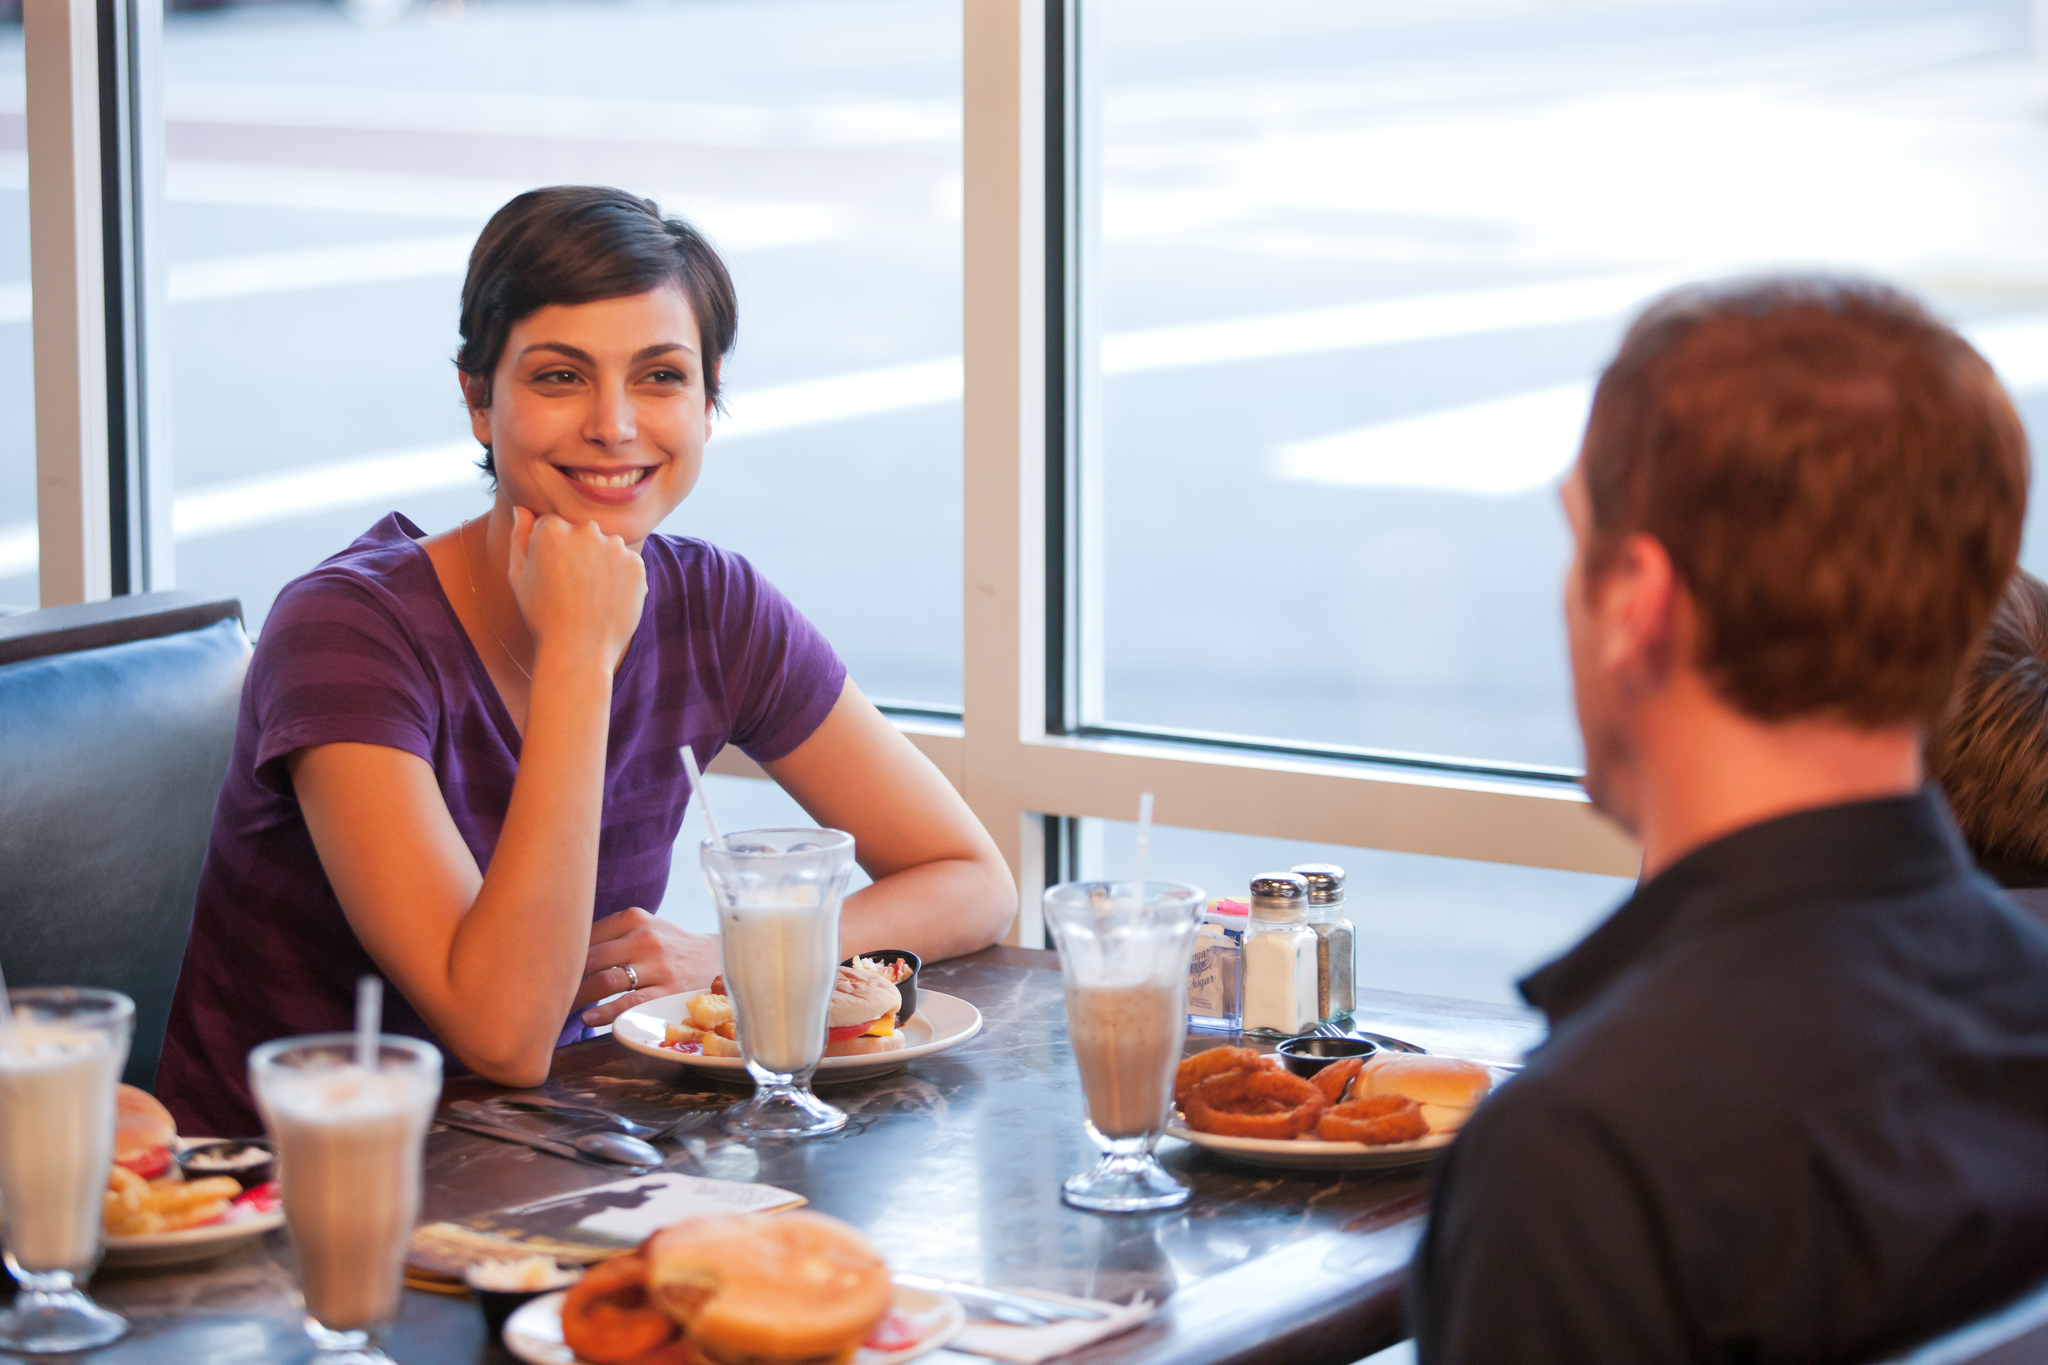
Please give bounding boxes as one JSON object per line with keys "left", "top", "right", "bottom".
{"left": 827, "top": 966, "right": 900, "bottom": 1032}
{"left": 115, "top": 1085, "right": 177, "bottom": 1177}
{"left": 823, "top": 1032, "right": 906, "bottom": 1058}
{"left": 1357, "top": 1055, "right": 1493, "bottom": 1133}
{"left": 644, "top": 1211, "right": 891, "bottom": 1363}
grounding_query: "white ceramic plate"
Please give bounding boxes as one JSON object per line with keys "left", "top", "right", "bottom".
{"left": 503, "top": 1284, "right": 965, "bottom": 1365}
{"left": 100, "top": 1200, "right": 285, "bottom": 1269}
{"left": 1166, "top": 1062, "right": 1510, "bottom": 1170}
{"left": 1166, "top": 1118, "right": 1456, "bottom": 1170}
{"left": 613, "top": 990, "right": 984, "bottom": 1084}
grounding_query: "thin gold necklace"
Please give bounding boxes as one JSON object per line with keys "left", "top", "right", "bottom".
{"left": 461, "top": 515, "right": 532, "bottom": 682}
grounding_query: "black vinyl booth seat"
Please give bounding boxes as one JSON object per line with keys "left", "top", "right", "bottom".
{"left": 0, "top": 592, "right": 248, "bottom": 1091}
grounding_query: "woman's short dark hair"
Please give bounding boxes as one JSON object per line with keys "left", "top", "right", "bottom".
{"left": 456, "top": 185, "right": 738, "bottom": 476}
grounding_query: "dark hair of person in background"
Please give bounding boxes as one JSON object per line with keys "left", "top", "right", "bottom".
{"left": 1579, "top": 275, "right": 2030, "bottom": 728}
{"left": 1929, "top": 568, "right": 2048, "bottom": 888}
{"left": 454, "top": 185, "right": 739, "bottom": 478}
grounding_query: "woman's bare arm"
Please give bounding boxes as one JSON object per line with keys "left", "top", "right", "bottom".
{"left": 764, "top": 680, "right": 1017, "bottom": 962}
{"left": 288, "top": 511, "right": 644, "bottom": 1086}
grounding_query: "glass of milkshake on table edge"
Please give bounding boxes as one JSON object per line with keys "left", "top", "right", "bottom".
{"left": 1044, "top": 880, "right": 1205, "bottom": 1213}
{"left": 0, "top": 987, "right": 134, "bottom": 1353}
{"left": 249, "top": 1030, "right": 441, "bottom": 1365}
{"left": 702, "top": 827, "right": 859, "bottom": 1138}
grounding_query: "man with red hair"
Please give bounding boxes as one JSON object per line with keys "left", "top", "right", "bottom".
{"left": 1413, "top": 277, "right": 2048, "bottom": 1362}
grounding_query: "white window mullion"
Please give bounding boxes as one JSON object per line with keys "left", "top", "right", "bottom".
{"left": 26, "top": 0, "right": 111, "bottom": 606}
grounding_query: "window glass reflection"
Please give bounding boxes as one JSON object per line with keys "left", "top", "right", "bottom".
{"left": 160, "top": 0, "right": 962, "bottom": 706}
{"left": 1089, "top": 0, "right": 2048, "bottom": 769}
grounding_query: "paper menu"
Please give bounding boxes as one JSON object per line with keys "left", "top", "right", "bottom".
{"left": 407, "top": 1173, "right": 807, "bottom": 1275}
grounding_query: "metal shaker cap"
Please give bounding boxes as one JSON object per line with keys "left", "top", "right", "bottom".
{"left": 1291, "top": 863, "right": 1346, "bottom": 906}
{"left": 1249, "top": 872, "right": 1308, "bottom": 920}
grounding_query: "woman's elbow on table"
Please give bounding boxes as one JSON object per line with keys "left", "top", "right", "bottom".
{"left": 442, "top": 1032, "right": 558, "bottom": 1092}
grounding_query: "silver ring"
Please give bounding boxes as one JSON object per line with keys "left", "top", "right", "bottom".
{"left": 623, "top": 964, "right": 639, "bottom": 991}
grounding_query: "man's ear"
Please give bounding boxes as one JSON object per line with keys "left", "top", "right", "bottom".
{"left": 1596, "top": 532, "right": 1680, "bottom": 696}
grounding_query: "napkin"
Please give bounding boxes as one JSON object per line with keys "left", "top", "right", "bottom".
{"left": 948, "top": 1288, "right": 1155, "bottom": 1364}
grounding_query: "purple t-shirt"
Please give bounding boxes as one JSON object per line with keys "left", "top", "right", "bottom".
{"left": 157, "top": 514, "right": 845, "bottom": 1135}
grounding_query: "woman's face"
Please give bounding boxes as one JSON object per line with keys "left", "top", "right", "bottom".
{"left": 469, "top": 284, "right": 711, "bottom": 549}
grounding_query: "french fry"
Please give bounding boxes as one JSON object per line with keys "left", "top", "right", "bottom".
{"left": 102, "top": 1169, "right": 244, "bottom": 1237}
{"left": 687, "top": 993, "right": 735, "bottom": 1030}
{"left": 149, "top": 1176, "right": 241, "bottom": 1213}
{"left": 158, "top": 1198, "right": 231, "bottom": 1232}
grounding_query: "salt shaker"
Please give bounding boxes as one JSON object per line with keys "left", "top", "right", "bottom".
{"left": 1187, "top": 898, "right": 1248, "bottom": 1032}
{"left": 1243, "top": 873, "right": 1318, "bottom": 1036}
{"left": 1292, "top": 862, "right": 1355, "bottom": 1023}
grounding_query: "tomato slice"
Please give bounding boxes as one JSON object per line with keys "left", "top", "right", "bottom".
{"left": 116, "top": 1147, "right": 171, "bottom": 1180}
{"left": 826, "top": 1018, "right": 883, "bottom": 1043}
{"left": 864, "top": 1309, "right": 925, "bottom": 1353}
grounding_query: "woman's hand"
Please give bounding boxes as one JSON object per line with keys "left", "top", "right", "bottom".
{"left": 507, "top": 506, "right": 647, "bottom": 674}
{"left": 575, "top": 908, "right": 722, "bottom": 1028}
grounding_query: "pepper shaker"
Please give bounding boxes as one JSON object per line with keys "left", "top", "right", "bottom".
{"left": 1292, "top": 863, "right": 1354, "bottom": 1023}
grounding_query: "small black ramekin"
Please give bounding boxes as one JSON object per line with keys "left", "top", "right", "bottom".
{"left": 841, "top": 949, "right": 922, "bottom": 1024}
{"left": 1275, "top": 1036, "right": 1378, "bottom": 1079}
{"left": 173, "top": 1138, "right": 277, "bottom": 1192}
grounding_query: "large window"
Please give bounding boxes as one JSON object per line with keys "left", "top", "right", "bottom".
{"left": 1079, "top": 0, "right": 2048, "bottom": 772}
{"left": 38, "top": 0, "right": 2048, "bottom": 959}
{"left": 157, "top": 0, "right": 963, "bottom": 707}
{"left": 0, "top": 30, "right": 31, "bottom": 611}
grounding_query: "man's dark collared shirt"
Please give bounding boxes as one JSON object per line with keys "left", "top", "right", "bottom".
{"left": 1412, "top": 792, "right": 2048, "bottom": 1364}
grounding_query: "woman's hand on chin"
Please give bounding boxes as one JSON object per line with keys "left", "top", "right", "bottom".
{"left": 507, "top": 505, "right": 648, "bottom": 673}
{"left": 575, "top": 906, "right": 720, "bottom": 1028}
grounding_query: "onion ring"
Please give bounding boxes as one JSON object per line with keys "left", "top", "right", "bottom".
{"left": 1184, "top": 1069, "right": 1326, "bottom": 1139}
{"left": 560, "top": 1254, "right": 679, "bottom": 1364}
{"left": 1173, "top": 1046, "right": 1268, "bottom": 1104}
{"left": 1312, "top": 1057, "right": 1365, "bottom": 1107}
{"left": 1316, "top": 1094, "right": 1429, "bottom": 1146}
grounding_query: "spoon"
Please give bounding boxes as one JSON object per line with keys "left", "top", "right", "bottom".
{"left": 451, "top": 1101, "right": 662, "bottom": 1167}
{"left": 496, "top": 1096, "right": 659, "bottom": 1138}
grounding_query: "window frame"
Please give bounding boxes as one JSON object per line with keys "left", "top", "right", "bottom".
{"left": 24, "top": 0, "right": 1639, "bottom": 951}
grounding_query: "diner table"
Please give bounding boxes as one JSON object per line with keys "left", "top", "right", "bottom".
{"left": 40, "top": 945, "right": 1544, "bottom": 1365}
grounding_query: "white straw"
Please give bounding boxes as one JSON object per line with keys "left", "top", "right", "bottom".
{"left": 354, "top": 975, "right": 382, "bottom": 1071}
{"left": 1131, "top": 792, "right": 1155, "bottom": 915}
{"left": 680, "top": 746, "right": 724, "bottom": 847}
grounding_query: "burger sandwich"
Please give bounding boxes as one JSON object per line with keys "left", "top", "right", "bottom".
{"left": 561, "top": 1210, "right": 899, "bottom": 1365}
{"left": 1354, "top": 1054, "right": 1494, "bottom": 1134}
{"left": 661, "top": 962, "right": 905, "bottom": 1059}
{"left": 114, "top": 1084, "right": 178, "bottom": 1180}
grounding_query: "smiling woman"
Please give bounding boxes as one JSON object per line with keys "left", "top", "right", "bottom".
{"left": 153, "top": 188, "right": 1014, "bottom": 1137}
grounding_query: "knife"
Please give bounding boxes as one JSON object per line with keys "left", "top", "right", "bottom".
{"left": 892, "top": 1274, "right": 1107, "bottom": 1322}
{"left": 435, "top": 1111, "right": 615, "bottom": 1167}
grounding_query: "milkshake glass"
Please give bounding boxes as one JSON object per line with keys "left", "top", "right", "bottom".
{"left": 702, "top": 827, "right": 857, "bottom": 1138}
{"left": 250, "top": 1033, "right": 441, "bottom": 1365}
{"left": 1044, "top": 880, "right": 1204, "bottom": 1213}
{"left": 0, "top": 987, "right": 133, "bottom": 1353}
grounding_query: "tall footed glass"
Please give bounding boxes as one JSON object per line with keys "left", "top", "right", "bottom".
{"left": 1044, "top": 881, "right": 1205, "bottom": 1213}
{"left": 250, "top": 1033, "right": 441, "bottom": 1365}
{"left": 0, "top": 988, "right": 134, "bottom": 1354}
{"left": 702, "top": 828, "right": 858, "bottom": 1138}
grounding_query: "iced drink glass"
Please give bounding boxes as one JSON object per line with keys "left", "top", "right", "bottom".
{"left": 0, "top": 987, "right": 133, "bottom": 1353}
{"left": 702, "top": 827, "right": 857, "bottom": 1138}
{"left": 249, "top": 1033, "right": 441, "bottom": 1365}
{"left": 1044, "top": 880, "right": 1204, "bottom": 1213}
